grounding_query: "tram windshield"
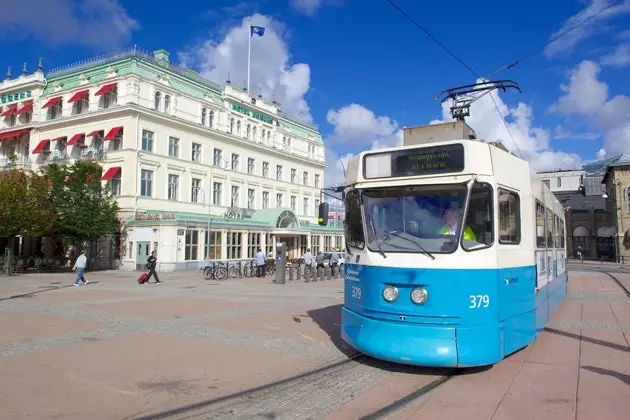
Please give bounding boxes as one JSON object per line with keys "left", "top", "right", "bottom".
{"left": 359, "top": 182, "right": 493, "bottom": 255}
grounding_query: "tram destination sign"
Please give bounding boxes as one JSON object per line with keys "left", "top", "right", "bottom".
{"left": 363, "top": 143, "right": 465, "bottom": 179}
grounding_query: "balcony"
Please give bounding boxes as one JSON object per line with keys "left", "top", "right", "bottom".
{"left": 37, "top": 148, "right": 107, "bottom": 166}
{"left": 0, "top": 156, "right": 32, "bottom": 171}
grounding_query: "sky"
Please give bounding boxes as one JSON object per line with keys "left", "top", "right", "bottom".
{"left": 0, "top": 0, "right": 629, "bottom": 191}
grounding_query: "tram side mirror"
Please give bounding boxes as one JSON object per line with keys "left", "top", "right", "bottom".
{"left": 318, "top": 202, "right": 330, "bottom": 226}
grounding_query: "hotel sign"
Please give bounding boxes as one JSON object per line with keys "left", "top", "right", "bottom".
{"left": 1, "top": 90, "right": 32, "bottom": 104}
{"left": 231, "top": 103, "right": 274, "bottom": 125}
{"left": 135, "top": 213, "right": 176, "bottom": 221}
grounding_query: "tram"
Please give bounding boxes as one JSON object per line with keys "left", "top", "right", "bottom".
{"left": 318, "top": 119, "right": 568, "bottom": 368}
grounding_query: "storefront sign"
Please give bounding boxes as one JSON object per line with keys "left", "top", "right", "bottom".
{"left": 1, "top": 90, "right": 32, "bottom": 104}
{"left": 135, "top": 213, "right": 176, "bottom": 221}
{"left": 223, "top": 207, "right": 254, "bottom": 220}
{"left": 231, "top": 103, "right": 274, "bottom": 124}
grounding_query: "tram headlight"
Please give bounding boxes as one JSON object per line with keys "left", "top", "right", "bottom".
{"left": 411, "top": 287, "right": 428, "bottom": 305}
{"left": 382, "top": 286, "right": 399, "bottom": 302}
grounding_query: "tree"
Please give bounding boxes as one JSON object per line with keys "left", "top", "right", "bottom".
{"left": 43, "top": 161, "right": 120, "bottom": 244}
{"left": 0, "top": 168, "right": 57, "bottom": 239}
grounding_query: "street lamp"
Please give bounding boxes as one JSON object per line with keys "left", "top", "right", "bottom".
{"left": 602, "top": 179, "right": 622, "bottom": 262}
{"left": 196, "top": 186, "right": 212, "bottom": 259}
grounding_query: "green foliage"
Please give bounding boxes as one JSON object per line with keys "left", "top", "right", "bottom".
{"left": 0, "top": 169, "right": 57, "bottom": 238}
{"left": 43, "top": 161, "right": 120, "bottom": 242}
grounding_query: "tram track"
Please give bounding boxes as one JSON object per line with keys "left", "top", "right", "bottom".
{"left": 603, "top": 271, "right": 630, "bottom": 299}
{"left": 131, "top": 353, "right": 456, "bottom": 420}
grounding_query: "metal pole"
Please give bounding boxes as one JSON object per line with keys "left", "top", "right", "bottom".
{"left": 247, "top": 26, "right": 251, "bottom": 94}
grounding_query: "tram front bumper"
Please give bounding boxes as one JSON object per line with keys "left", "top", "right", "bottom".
{"left": 341, "top": 307, "right": 459, "bottom": 367}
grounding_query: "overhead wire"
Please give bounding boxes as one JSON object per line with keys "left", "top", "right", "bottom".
{"left": 486, "top": 0, "right": 626, "bottom": 79}
{"left": 384, "top": 0, "right": 524, "bottom": 158}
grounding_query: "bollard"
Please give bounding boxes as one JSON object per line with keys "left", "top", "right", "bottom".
{"left": 340, "top": 264, "right": 344, "bottom": 278}
{"left": 332, "top": 265, "right": 338, "bottom": 279}
{"left": 317, "top": 267, "right": 324, "bottom": 281}
{"left": 296, "top": 265, "right": 302, "bottom": 282}
{"left": 311, "top": 266, "right": 317, "bottom": 282}
{"left": 289, "top": 266, "right": 294, "bottom": 281}
{"left": 326, "top": 266, "right": 332, "bottom": 281}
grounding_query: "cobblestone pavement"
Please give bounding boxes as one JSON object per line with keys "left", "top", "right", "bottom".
{"left": 1, "top": 269, "right": 629, "bottom": 420}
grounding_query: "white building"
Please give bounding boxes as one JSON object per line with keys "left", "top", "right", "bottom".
{"left": 537, "top": 169, "right": 584, "bottom": 193}
{"left": 0, "top": 48, "right": 344, "bottom": 271}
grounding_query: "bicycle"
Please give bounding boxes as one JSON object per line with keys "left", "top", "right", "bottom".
{"left": 203, "top": 261, "right": 228, "bottom": 280}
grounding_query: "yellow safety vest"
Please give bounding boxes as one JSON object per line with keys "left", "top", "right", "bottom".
{"left": 439, "top": 225, "right": 477, "bottom": 241}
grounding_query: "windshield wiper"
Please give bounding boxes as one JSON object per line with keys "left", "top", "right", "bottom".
{"left": 385, "top": 231, "right": 436, "bottom": 260}
{"left": 368, "top": 217, "right": 387, "bottom": 259}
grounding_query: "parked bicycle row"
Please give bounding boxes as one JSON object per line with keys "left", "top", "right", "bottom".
{"left": 200, "top": 258, "right": 276, "bottom": 280}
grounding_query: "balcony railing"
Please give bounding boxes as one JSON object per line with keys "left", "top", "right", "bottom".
{"left": 0, "top": 157, "right": 32, "bottom": 171}
{"left": 38, "top": 148, "right": 107, "bottom": 165}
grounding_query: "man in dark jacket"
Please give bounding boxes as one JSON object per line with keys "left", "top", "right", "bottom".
{"left": 146, "top": 251, "right": 161, "bottom": 284}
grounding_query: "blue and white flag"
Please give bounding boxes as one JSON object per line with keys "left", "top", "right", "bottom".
{"left": 250, "top": 25, "right": 265, "bottom": 37}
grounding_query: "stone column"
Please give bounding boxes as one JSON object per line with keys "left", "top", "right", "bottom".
{"left": 241, "top": 231, "right": 248, "bottom": 259}
{"left": 221, "top": 230, "right": 228, "bottom": 260}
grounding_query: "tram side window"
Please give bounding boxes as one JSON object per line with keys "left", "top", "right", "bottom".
{"left": 546, "top": 207, "right": 553, "bottom": 248}
{"left": 498, "top": 189, "right": 521, "bottom": 244}
{"left": 345, "top": 190, "right": 365, "bottom": 249}
{"left": 535, "top": 201, "right": 546, "bottom": 248}
{"left": 554, "top": 215, "right": 561, "bottom": 248}
{"left": 462, "top": 182, "right": 494, "bottom": 250}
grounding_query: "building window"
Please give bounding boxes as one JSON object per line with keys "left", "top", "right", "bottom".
{"left": 168, "top": 137, "right": 179, "bottom": 157}
{"left": 213, "top": 149, "right": 223, "bottom": 167}
{"left": 231, "top": 185, "right": 239, "bottom": 207}
{"left": 72, "top": 93, "right": 89, "bottom": 115}
{"left": 262, "top": 162, "right": 269, "bottom": 177}
{"left": 303, "top": 172, "right": 309, "bottom": 186}
{"left": 248, "top": 188, "right": 255, "bottom": 209}
{"left": 236, "top": 120, "right": 241, "bottom": 136}
{"left": 229, "top": 118, "right": 234, "bottom": 134}
{"left": 213, "top": 182, "right": 222, "bottom": 205}
{"left": 246, "top": 124, "right": 251, "bottom": 139}
{"left": 100, "top": 87, "right": 117, "bottom": 109}
{"left": 276, "top": 165, "right": 283, "bottom": 181}
{"left": 201, "top": 107, "right": 206, "bottom": 125}
{"left": 141, "top": 129, "right": 153, "bottom": 152}
{"left": 191, "top": 178, "right": 201, "bottom": 203}
{"left": 315, "top": 199, "right": 320, "bottom": 214}
{"left": 231, "top": 153, "right": 239, "bottom": 171}
{"left": 303, "top": 198, "right": 309, "bottom": 216}
{"left": 265, "top": 233, "right": 274, "bottom": 256}
{"left": 315, "top": 174, "right": 320, "bottom": 188}
{"left": 247, "top": 233, "right": 261, "bottom": 258}
{"left": 290, "top": 196, "right": 296, "bottom": 211}
{"left": 192, "top": 143, "right": 201, "bottom": 162}
{"left": 164, "top": 95, "right": 171, "bottom": 114}
{"left": 111, "top": 131, "right": 122, "bottom": 151}
{"left": 543, "top": 179, "right": 550, "bottom": 188}
{"left": 208, "top": 110, "right": 214, "bottom": 128}
{"left": 291, "top": 169, "right": 296, "bottom": 183}
{"left": 535, "top": 201, "right": 546, "bottom": 248}
{"left": 557, "top": 177, "right": 561, "bottom": 188}
{"left": 109, "top": 172, "right": 121, "bottom": 196}
{"left": 205, "top": 230, "right": 222, "bottom": 259}
{"left": 168, "top": 174, "right": 179, "bottom": 200}
{"left": 267, "top": 131, "right": 271, "bottom": 143}
{"left": 154, "top": 92, "right": 161, "bottom": 111}
{"left": 140, "top": 169, "right": 153, "bottom": 197}
{"left": 227, "top": 232, "right": 242, "bottom": 259}
{"left": 262, "top": 191, "right": 269, "bottom": 209}
{"left": 247, "top": 158, "right": 254, "bottom": 175}
{"left": 311, "top": 235, "right": 320, "bottom": 255}
{"left": 276, "top": 193, "right": 282, "bottom": 208}
{"left": 47, "top": 99, "right": 63, "bottom": 120}
{"left": 19, "top": 106, "right": 32, "bottom": 124}
{"left": 252, "top": 126, "right": 257, "bottom": 141}
{"left": 185, "top": 229, "right": 199, "bottom": 261}
{"left": 498, "top": 189, "right": 521, "bottom": 244}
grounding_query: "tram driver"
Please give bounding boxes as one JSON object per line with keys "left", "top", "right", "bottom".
{"left": 438, "top": 207, "right": 477, "bottom": 241}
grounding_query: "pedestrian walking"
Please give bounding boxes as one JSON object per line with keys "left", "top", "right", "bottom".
{"left": 146, "top": 251, "right": 161, "bottom": 284}
{"left": 303, "top": 248, "right": 313, "bottom": 276}
{"left": 73, "top": 250, "right": 88, "bottom": 286}
{"left": 255, "top": 248, "right": 266, "bottom": 277}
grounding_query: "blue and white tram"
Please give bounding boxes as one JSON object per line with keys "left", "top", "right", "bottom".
{"left": 318, "top": 138, "right": 567, "bottom": 368}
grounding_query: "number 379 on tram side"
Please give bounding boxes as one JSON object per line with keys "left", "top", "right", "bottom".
{"left": 317, "top": 133, "right": 567, "bottom": 368}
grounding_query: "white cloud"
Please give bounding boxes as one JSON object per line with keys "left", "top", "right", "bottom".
{"left": 553, "top": 124, "right": 600, "bottom": 140}
{"left": 550, "top": 60, "right": 630, "bottom": 157}
{"left": 544, "top": 0, "right": 630, "bottom": 58}
{"left": 324, "top": 104, "right": 403, "bottom": 187}
{"left": 291, "top": 0, "right": 323, "bottom": 16}
{"left": 179, "top": 13, "right": 313, "bottom": 123}
{"left": 601, "top": 44, "right": 630, "bottom": 67}
{"left": 0, "top": 0, "right": 138, "bottom": 50}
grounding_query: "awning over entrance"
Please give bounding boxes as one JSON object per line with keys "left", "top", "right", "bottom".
{"left": 0, "top": 128, "right": 31, "bottom": 140}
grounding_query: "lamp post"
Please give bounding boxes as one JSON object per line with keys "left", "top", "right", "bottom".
{"left": 602, "top": 179, "right": 622, "bottom": 263}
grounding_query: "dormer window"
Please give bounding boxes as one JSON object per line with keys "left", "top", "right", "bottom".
{"left": 154, "top": 92, "right": 161, "bottom": 111}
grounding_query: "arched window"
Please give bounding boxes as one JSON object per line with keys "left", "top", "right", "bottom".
{"left": 277, "top": 210, "right": 299, "bottom": 229}
{"left": 246, "top": 124, "right": 251, "bottom": 139}
{"left": 236, "top": 120, "right": 241, "bottom": 136}
{"left": 154, "top": 92, "right": 161, "bottom": 111}
{"left": 164, "top": 95, "right": 171, "bottom": 114}
{"left": 201, "top": 108, "right": 206, "bottom": 125}
{"left": 626, "top": 186, "right": 630, "bottom": 212}
{"left": 208, "top": 110, "right": 214, "bottom": 128}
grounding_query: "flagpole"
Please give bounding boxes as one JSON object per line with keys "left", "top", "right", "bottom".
{"left": 247, "top": 26, "right": 251, "bottom": 94}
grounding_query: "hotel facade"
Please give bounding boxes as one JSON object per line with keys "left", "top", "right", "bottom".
{"left": 0, "top": 48, "right": 344, "bottom": 272}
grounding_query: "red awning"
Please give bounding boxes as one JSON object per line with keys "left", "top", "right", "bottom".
{"left": 16, "top": 103, "right": 33, "bottom": 115}
{"left": 67, "top": 133, "right": 85, "bottom": 146}
{"left": 0, "top": 128, "right": 31, "bottom": 140}
{"left": 68, "top": 89, "right": 89, "bottom": 103}
{"left": 32, "top": 139, "right": 50, "bottom": 154}
{"left": 102, "top": 167, "right": 121, "bottom": 180}
{"left": 1, "top": 107, "right": 17, "bottom": 117}
{"left": 87, "top": 129, "right": 103, "bottom": 137}
{"left": 52, "top": 136, "right": 66, "bottom": 142}
{"left": 104, "top": 126, "right": 123, "bottom": 140}
{"left": 95, "top": 83, "right": 117, "bottom": 96}
{"left": 42, "top": 96, "right": 62, "bottom": 109}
